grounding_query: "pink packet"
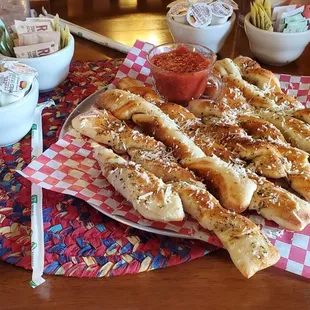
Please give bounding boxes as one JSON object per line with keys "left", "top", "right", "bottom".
{"left": 303, "top": 5, "right": 310, "bottom": 18}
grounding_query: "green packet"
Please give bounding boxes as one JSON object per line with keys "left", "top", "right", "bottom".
{"left": 283, "top": 20, "right": 309, "bottom": 33}
{"left": 0, "top": 19, "right": 15, "bottom": 57}
{"left": 284, "top": 13, "right": 306, "bottom": 24}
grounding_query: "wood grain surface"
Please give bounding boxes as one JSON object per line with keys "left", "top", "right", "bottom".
{"left": 1, "top": 249, "right": 310, "bottom": 310}
{"left": 1, "top": 1, "right": 309, "bottom": 309}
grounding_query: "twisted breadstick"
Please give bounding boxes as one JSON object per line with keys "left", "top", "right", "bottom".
{"left": 215, "top": 58, "right": 304, "bottom": 112}
{"left": 233, "top": 56, "right": 281, "bottom": 93}
{"left": 93, "top": 144, "right": 184, "bottom": 222}
{"left": 158, "top": 103, "right": 310, "bottom": 231}
{"left": 115, "top": 80, "right": 310, "bottom": 231}
{"left": 160, "top": 103, "right": 288, "bottom": 179}
{"left": 236, "top": 115, "right": 286, "bottom": 144}
{"left": 72, "top": 108, "right": 280, "bottom": 278}
{"left": 189, "top": 100, "right": 310, "bottom": 201}
{"left": 97, "top": 89, "right": 258, "bottom": 213}
{"left": 293, "top": 108, "right": 310, "bottom": 125}
{"left": 118, "top": 76, "right": 162, "bottom": 104}
{"left": 258, "top": 111, "right": 310, "bottom": 153}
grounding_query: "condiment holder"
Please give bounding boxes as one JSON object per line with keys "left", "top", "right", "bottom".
{"left": 244, "top": 13, "right": 310, "bottom": 65}
{"left": 0, "top": 16, "right": 75, "bottom": 92}
{"left": 167, "top": 12, "right": 236, "bottom": 53}
{"left": 166, "top": 0, "right": 236, "bottom": 53}
{"left": 0, "top": 35, "right": 75, "bottom": 92}
{"left": 0, "top": 78, "right": 39, "bottom": 147}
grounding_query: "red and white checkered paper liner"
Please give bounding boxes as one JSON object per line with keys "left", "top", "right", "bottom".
{"left": 21, "top": 40, "right": 310, "bottom": 278}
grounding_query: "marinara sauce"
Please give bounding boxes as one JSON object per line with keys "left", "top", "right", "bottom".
{"left": 149, "top": 46, "right": 212, "bottom": 103}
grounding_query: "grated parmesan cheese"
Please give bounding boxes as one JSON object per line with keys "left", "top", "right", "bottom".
{"left": 138, "top": 192, "right": 153, "bottom": 200}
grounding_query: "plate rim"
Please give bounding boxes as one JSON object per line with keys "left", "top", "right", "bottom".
{"left": 59, "top": 85, "right": 109, "bottom": 139}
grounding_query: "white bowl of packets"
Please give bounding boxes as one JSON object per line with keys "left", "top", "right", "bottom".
{"left": 244, "top": 1, "right": 310, "bottom": 66}
{"left": 0, "top": 16, "right": 74, "bottom": 92}
{"left": 166, "top": 0, "right": 237, "bottom": 53}
{"left": 0, "top": 61, "right": 39, "bottom": 147}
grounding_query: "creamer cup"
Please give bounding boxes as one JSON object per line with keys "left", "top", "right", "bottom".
{"left": 186, "top": 3, "right": 212, "bottom": 28}
{"left": 168, "top": 2, "right": 190, "bottom": 24}
{"left": 209, "top": 1, "right": 233, "bottom": 25}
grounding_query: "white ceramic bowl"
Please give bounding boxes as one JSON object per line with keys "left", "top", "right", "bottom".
{"left": 0, "top": 35, "right": 75, "bottom": 92}
{"left": 167, "top": 12, "right": 236, "bottom": 53}
{"left": 244, "top": 13, "right": 310, "bottom": 66}
{"left": 0, "top": 78, "right": 39, "bottom": 147}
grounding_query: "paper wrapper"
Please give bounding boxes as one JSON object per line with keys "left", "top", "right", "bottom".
{"left": 20, "top": 40, "right": 310, "bottom": 278}
{"left": 30, "top": 99, "right": 55, "bottom": 288}
{"left": 41, "top": 8, "right": 131, "bottom": 54}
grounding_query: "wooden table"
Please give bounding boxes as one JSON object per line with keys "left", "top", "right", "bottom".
{"left": 1, "top": 1, "right": 310, "bottom": 309}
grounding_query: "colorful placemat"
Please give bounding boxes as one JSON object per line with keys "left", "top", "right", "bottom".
{"left": 20, "top": 40, "right": 310, "bottom": 279}
{"left": 0, "top": 59, "right": 216, "bottom": 278}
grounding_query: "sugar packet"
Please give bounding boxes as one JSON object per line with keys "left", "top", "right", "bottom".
{"left": 18, "top": 31, "right": 60, "bottom": 47}
{"left": 13, "top": 41, "right": 58, "bottom": 58}
{"left": 15, "top": 20, "right": 53, "bottom": 35}
{"left": 25, "top": 17, "right": 54, "bottom": 23}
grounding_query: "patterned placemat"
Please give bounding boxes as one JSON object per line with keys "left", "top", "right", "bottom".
{"left": 0, "top": 59, "right": 215, "bottom": 277}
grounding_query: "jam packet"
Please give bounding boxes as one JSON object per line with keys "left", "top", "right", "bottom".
{"left": 0, "top": 61, "right": 37, "bottom": 106}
